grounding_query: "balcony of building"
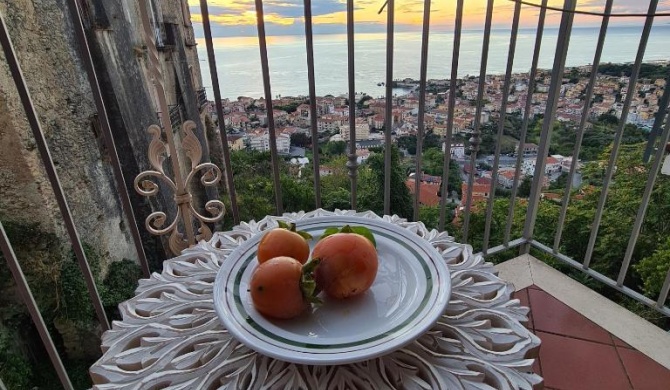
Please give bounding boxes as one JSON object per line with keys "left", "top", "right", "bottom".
{"left": 0, "top": 0, "right": 669, "bottom": 389}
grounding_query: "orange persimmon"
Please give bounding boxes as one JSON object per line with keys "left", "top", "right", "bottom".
{"left": 257, "top": 223, "right": 311, "bottom": 264}
{"left": 312, "top": 231, "right": 378, "bottom": 299}
{"left": 250, "top": 256, "right": 307, "bottom": 319}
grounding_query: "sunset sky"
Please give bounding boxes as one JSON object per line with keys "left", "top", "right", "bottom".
{"left": 188, "top": 0, "right": 670, "bottom": 37}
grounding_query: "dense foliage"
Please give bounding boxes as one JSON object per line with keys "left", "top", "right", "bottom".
{"left": 0, "top": 221, "right": 142, "bottom": 389}
{"left": 453, "top": 143, "right": 670, "bottom": 328}
{"left": 598, "top": 62, "right": 670, "bottom": 80}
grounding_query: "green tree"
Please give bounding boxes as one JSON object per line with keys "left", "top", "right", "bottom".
{"left": 290, "top": 132, "right": 311, "bottom": 148}
{"left": 636, "top": 237, "right": 670, "bottom": 299}
{"left": 420, "top": 149, "right": 462, "bottom": 198}
{"left": 419, "top": 204, "right": 456, "bottom": 231}
{"left": 322, "top": 141, "right": 347, "bottom": 156}
{"left": 518, "top": 176, "right": 532, "bottom": 197}
{"left": 357, "top": 95, "right": 372, "bottom": 109}
{"left": 358, "top": 146, "right": 413, "bottom": 219}
{"left": 549, "top": 172, "right": 569, "bottom": 190}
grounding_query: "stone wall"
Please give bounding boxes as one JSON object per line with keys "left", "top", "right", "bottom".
{"left": 0, "top": 0, "right": 136, "bottom": 264}
{"left": 0, "top": 0, "right": 215, "bottom": 270}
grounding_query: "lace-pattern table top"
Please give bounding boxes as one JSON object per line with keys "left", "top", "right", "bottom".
{"left": 90, "top": 209, "right": 542, "bottom": 390}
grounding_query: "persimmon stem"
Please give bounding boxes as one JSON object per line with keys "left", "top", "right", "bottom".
{"left": 301, "top": 258, "right": 322, "bottom": 304}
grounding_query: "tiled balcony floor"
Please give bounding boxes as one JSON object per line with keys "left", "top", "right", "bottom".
{"left": 515, "top": 285, "right": 670, "bottom": 390}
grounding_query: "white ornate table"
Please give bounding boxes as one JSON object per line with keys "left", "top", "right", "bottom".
{"left": 90, "top": 210, "right": 542, "bottom": 389}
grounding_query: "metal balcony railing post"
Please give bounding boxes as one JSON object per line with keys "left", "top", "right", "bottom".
{"left": 383, "top": 0, "right": 394, "bottom": 216}
{"left": 553, "top": 0, "right": 613, "bottom": 253}
{"left": 303, "top": 0, "right": 322, "bottom": 209}
{"left": 617, "top": 99, "right": 670, "bottom": 286}
{"left": 643, "top": 77, "right": 670, "bottom": 163}
{"left": 254, "top": 0, "right": 283, "bottom": 215}
{"left": 63, "top": 0, "right": 150, "bottom": 277}
{"left": 530, "top": 240, "right": 670, "bottom": 316}
{"left": 137, "top": 1, "right": 225, "bottom": 255}
{"left": 522, "top": 0, "right": 576, "bottom": 252}
{"left": 439, "top": 0, "right": 464, "bottom": 231}
{"left": 504, "top": 0, "right": 547, "bottom": 246}
{"left": 346, "top": 0, "right": 358, "bottom": 209}
{"left": 583, "top": 0, "right": 659, "bottom": 268}
{"left": 0, "top": 12, "right": 110, "bottom": 331}
{"left": 659, "top": 265, "right": 670, "bottom": 308}
{"left": 198, "top": 0, "right": 240, "bottom": 225}
{"left": 462, "top": 0, "right": 495, "bottom": 243}
{"left": 482, "top": 0, "right": 522, "bottom": 254}
{"left": 413, "top": 0, "right": 432, "bottom": 222}
{"left": 0, "top": 222, "right": 74, "bottom": 390}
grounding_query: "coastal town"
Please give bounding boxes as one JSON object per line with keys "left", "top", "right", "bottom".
{"left": 206, "top": 64, "right": 667, "bottom": 208}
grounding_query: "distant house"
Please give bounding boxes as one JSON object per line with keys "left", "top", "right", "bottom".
{"left": 516, "top": 142, "right": 539, "bottom": 156}
{"left": 406, "top": 178, "right": 441, "bottom": 207}
{"left": 227, "top": 134, "right": 246, "bottom": 151}
{"left": 319, "top": 166, "right": 334, "bottom": 176}
{"left": 248, "top": 131, "right": 291, "bottom": 154}
{"left": 356, "top": 149, "right": 371, "bottom": 164}
{"left": 461, "top": 181, "right": 490, "bottom": 203}
{"left": 340, "top": 119, "right": 370, "bottom": 141}
{"left": 497, "top": 169, "right": 518, "bottom": 189}
{"left": 356, "top": 139, "right": 384, "bottom": 150}
{"left": 443, "top": 142, "right": 466, "bottom": 159}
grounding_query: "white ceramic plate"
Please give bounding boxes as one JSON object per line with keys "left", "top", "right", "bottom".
{"left": 213, "top": 216, "right": 451, "bottom": 365}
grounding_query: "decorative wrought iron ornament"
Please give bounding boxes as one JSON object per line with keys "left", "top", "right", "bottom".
{"left": 134, "top": 121, "right": 224, "bottom": 255}
{"left": 135, "top": 1, "right": 224, "bottom": 255}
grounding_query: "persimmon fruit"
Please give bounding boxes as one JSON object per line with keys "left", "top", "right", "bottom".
{"left": 312, "top": 229, "right": 378, "bottom": 299}
{"left": 249, "top": 256, "right": 320, "bottom": 320}
{"left": 257, "top": 222, "right": 311, "bottom": 264}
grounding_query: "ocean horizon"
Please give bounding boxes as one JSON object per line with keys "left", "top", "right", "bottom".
{"left": 195, "top": 25, "right": 670, "bottom": 100}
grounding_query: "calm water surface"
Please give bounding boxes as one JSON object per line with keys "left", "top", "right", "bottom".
{"left": 195, "top": 26, "right": 670, "bottom": 99}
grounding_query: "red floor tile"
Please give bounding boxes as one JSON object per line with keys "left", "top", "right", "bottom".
{"left": 528, "top": 288, "right": 612, "bottom": 345}
{"left": 532, "top": 357, "right": 542, "bottom": 377}
{"left": 612, "top": 335, "right": 634, "bottom": 349}
{"left": 512, "top": 288, "right": 533, "bottom": 329}
{"left": 536, "top": 331, "right": 631, "bottom": 390}
{"left": 617, "top": 347, "right": 670, "bottom": 390}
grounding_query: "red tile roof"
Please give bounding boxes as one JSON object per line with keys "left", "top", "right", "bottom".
{"left": 406, "top": 179, "right": 441, "bottom": 206}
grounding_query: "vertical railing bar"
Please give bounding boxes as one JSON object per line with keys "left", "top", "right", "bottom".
{"left": 553, "top": 0, "right": 613, "bottom": 253}
{"left": 582, "top": 0, "right": 658, "bottom": 268}
{"left": 482, "top": 0, "right": 522, "bottom": 254}
{"left": 0, "top": 12, "right": 110, "bottom": 331}
{"left": 617, "top": 107, "right": 670, "bottom": 286}
{"left": 199, "top": 0, "right": 240, "bottom": 225}
{"left": 439, "top": 0, "right": 464, "bottom": 231}
{"left": 140, "top": 0, "right": 201, "bottom": 247}
{"left": 346, "top": 0, "right": 358, "bottom": 209}
{"left": 643, "top": 78, "right": 670, "bottom": 163}
{"left": 254, "top": 0, "right": 284, "bottom": 215}
{"left": 461, "top": 0, "right": 495, "bottom": 242}
{"left": 658, "top": 265, "right": 670, "bottom": 307}
{"left": 383, "top": 0, "right": 394, "bottom": 216}
{"left": 0, "top": 223, "right": 74, "bottom": 390}
{"left": 64, "top": 0, "right": 151, "bottom": 277}
{"left": 504, "top": 0, "right": 548, "bottom": 245}
{"left": 521, "top": 0, "right": 576, "bottom": 251}
{"left": 413, "top": 0, "right": 432, "bottom": 221}
{"left": 302, "top": 0, "right": 322, "bottom": 209}
{"left": 530, "top": 239, "right": 670, "bottom": 316}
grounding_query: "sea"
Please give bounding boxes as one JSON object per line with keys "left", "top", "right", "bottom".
{"left": 195, "top": 25, "right": 670, "bottom": 100}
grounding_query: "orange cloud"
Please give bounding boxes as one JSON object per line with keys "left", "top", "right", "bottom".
{"left": 189, "top": 0, "right": 657, "bottom": 31}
